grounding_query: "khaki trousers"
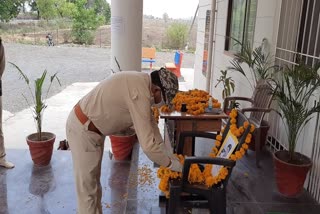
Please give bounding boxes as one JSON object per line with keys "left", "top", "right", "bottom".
{"left": 0, "top": 96, "right": 6, "bottom": 159}
{"left": 66, "top": 109, "right": 105, "bottom": 214}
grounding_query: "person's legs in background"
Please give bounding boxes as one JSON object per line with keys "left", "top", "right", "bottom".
{"left": 0, "top": 96, "right": 14, "bottom": 169}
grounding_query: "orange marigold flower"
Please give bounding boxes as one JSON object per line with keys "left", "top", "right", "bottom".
{"left": 242, "top": 144, "right": 249, "bottom": 150}
{"left": 235, "top": 151, "right": 242, "bottom": 159}
{"left": 216, "top": 135, "right": 222, "bottom": 141}
{"left": 250, "top": 124, "right": 255, "bottom": 132}
{"left": 230, "top": 118, "right": 237, "bottom": 124}
{"left": 245, "top": 137, "right": 251, "bottom": 144}
{"left": 240, "top": 148, "right": 245, "bottom": 155}
{"left": 215, "top": 140, "right": 221, "bottom": 147}
{"left": 243, "top": 121, "right": 250, "bottom": 128}
{"left": 230, "top": 154, "right": 237, "bottom": 161}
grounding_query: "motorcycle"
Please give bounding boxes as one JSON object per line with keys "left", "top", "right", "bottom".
{"left": 46, "top": 34, "right": 54, "bottom": 46}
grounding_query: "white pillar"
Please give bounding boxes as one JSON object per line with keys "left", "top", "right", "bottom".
{"left": 111, "top": 0, "right": 143, "bottom": 72}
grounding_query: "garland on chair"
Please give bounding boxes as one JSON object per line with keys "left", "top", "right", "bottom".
{"left": 157, "top": 109, "right": 255, "bottom": 198}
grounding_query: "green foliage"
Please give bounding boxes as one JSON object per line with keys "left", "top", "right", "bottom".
{"left": 166, "top": 22, "right": 188, "bottom": 49}
{"left": 228, "top": 39, "right": 279, "bottom": 90}
{"left": 9, "top": 62, "right": 61, "bottom": 141}
{"left": 37, "top": 0, "right": 58, "bottom": 20}
{"left": 71, "top": 0, "right": 104, "bottom": 44}
{"left": 215, "top": 70, "right": 235, "bottom": 99}
{"left": 93, "top": 0, "right": 111, "bottom": 24}
{"left": 37, "top": 0, "right": 76, "bottom": 20}
{"left": 272, "top": 62, "right": 320, "bottom": 162}
{"left": 0, "top": 0, "right": 24, "bottom": 22}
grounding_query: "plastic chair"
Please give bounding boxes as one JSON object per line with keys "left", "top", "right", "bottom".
{"left": 223, "top": 79, "right": 274, "bottom": 167}
{"left": 165, "top": 51, "right": 183, "bottom": 77}
{"left": 165, "top": 112, "right": 251, "bottom": 214}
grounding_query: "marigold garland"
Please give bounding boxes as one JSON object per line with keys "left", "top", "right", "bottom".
{"left": 157, "top": 109, "right": 255, "bottom": 197}
{"left": 159, "top": 89, "right": 221, "bottom": 115}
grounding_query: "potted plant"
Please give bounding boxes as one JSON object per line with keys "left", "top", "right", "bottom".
{"left": 215, "top": 69, "right": 238, "bottom": 114}
{"left": 10, "top": 62, "right": 61, "bottom": 166}
{"left": 272, "top": 62, "right": 320, "bottom": 197}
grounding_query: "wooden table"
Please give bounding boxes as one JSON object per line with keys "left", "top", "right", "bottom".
{"left": 160, "top": 111, "right": 228, "bottom": 155}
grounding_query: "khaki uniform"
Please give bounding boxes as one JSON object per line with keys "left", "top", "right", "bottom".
{"left": 66, "top": 71, "right": 171, "bottom": 214}
{"left": 0, "top": 40, "right": 6, "bottom": 159}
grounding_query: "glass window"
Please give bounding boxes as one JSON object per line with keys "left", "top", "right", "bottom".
{"left": 225, "top": 0, "right": 257, "bottom": 52}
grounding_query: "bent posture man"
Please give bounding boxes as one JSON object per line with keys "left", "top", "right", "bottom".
{"left": 66, "top": 68, "right": 182, "bottom": 214}
{"left": 0, "top": 38, "right": 14, "bottom": 169}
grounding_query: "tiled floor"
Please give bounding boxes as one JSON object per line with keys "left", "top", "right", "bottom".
{"left": 1, "top": 143, "right": 320, "bottom": 214}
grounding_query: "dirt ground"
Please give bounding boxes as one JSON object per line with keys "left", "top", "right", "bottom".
{"left": 3, "top": 43, "right": 195, "bottom": 114}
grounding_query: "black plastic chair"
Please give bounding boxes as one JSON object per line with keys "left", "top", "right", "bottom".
{"left": 166, "top": 111, "right": 251, "bottom": 214}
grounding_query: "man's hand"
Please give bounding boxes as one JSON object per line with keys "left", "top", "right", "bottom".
{"left": 159, "top": 143, "right": 179, "bottom": 161}
{"left": 168, "top": 159, "right": 183, "bottom": 172}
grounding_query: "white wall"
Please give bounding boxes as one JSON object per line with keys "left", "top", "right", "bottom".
{"left": 194, "top": 0, "right": 212, "bottom": 90}
{"left": 195, "top": 0, "right": 281, "bottom": 102}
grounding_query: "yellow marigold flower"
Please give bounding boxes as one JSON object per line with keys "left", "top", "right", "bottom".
{"left": 216, "top": 135, "right": 222, "bottom": 141}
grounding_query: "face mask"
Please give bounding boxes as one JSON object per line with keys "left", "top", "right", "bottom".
{"left": 151, "top": 94, "right": 165, "bottom": 108}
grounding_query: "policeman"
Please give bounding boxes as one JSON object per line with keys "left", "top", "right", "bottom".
{"left": 66, "top": 68, "right": 182, "bottom": 214}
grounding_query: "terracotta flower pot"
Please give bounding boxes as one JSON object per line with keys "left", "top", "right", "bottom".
{"left": 273, "top": 150, "right": 312, "bottom": 197}
{"left": 109, "top": 130, "right": 137, "bottom": 161}
{"left": 26, "top": 132, "right": 56, "bottom": 166}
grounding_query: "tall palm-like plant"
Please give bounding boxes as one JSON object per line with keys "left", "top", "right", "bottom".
{"left": 9, "top": 62, "right": 61, "bottom": 141}
{"left": 228, "top": 39, "right": 279, "bottom": 90}
{"left": 273, "top": 62, "right": 320, "bottom": 162}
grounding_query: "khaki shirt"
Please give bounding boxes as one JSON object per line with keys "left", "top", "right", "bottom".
{"left": 79, "top": 71, "right": 170, "bottom": 167}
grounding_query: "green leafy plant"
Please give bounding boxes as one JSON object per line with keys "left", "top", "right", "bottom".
{"left": 228, "top": 39, "right": 279, "bottom": 90}
{"left": 9, "top": 62, "right": 61, "bottom": 141}
{"left": 272, "top": 62, "right": 320, "bottom": 163}
{"left": 215, "top": 70, "right": 235, "bottom": 99}
{"left": 71, "top": 0, "right": 104, "bottom": 45}
{"left": 166, "top": 22, "right": 188, "bottom": 49}
{"left": 215, "top": 70, "right": 239, "bottom": 110}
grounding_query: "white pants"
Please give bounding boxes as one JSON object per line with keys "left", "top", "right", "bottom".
{"left": 66, "top": 109, "right": 105, "bottom": 214}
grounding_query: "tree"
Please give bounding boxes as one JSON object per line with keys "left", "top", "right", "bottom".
{"left": 36, "top": 0, "right": 57, "bottom": 20}
{"left": 0, "top": 0, "right": 24, "bottom": 22}
{"left": 37, "top": 0, "right": 76, "bottom": 20}
{"left": 27, "top": 0, "right": 40, "bottom": 19}
{"left": 166, "top": 22, "right": 188, "bottom": 49}
{"left": 93, "top": 0, "right": 111, "bottom": 24}
{"left": 163, "top": 12, "right": 169, "bottom": 24}
{"left": 71, "top": 0, "right": 104, "bottom": 44}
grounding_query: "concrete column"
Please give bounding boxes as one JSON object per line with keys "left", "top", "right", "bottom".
{"left": 111, "top": 0, "right": 143, "bottom": 72}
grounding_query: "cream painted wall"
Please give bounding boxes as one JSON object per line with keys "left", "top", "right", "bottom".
{"left": 195, "top": 0, "right": 281, "bottom": 103}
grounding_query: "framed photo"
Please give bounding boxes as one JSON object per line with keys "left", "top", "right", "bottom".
{"left": 211, "top": 130, "right": 239, "bottom": 176}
